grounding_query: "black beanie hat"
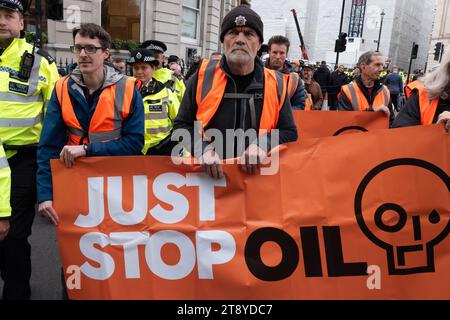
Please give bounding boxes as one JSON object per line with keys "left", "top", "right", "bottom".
{"left": 167, "top": 55, "right": 180, "bottom": 64}
{"left": 220, "top": 5, "right": 263, "bottom": 43}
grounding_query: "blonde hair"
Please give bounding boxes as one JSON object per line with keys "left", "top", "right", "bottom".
{"left": 421, "top": 52, "right": 450, "bottom": 100}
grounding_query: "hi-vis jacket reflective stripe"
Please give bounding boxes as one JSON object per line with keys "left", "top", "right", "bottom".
{"left": 55, "top": 76, "right": 136, "bottom": 145}
{"left": 287, "top": 72, "right": 300, "bottom": 99}
{"left": 0, "top": 38, "right": 59, "bottom": 158}
{"left": 0, "top": 142, "right": 11, "bottom": 218}
{"left": 173, "top": 75, "right": 186, "bottom": 104}
{"left": 405, "top": 81, "right": 439, "bottom": 125}
{"left": 141, "top": 85, "right": 180, "bottom": 154}
{"left": 304, "top": 93, "right": 313, "bottom": 111}
{"left": 196, "top": 59, "right": 287, "bottom": 134}
{"left": 341, "top": 82, "right": 390, "bottom": 111}
{"left": 153, "top": 67, "right": 185, "bottom": 104}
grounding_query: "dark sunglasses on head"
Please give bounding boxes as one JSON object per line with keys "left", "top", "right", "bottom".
{"left": 70, "top": 44, "right": 105, "bottom": 54}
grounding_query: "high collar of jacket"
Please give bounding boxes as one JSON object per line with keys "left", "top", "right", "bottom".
{"left": 1, "top": 37, "right": 30, "bottom": 56}
{"left": 153, "top": 67, "right": 174, "bottom": 83}
{"left": 264, "top": 59, "right": 295, "bottom": 74}
{"left": 70, "top": 64, "right": 125, "bottom": 89}
{"left": 354, "top": 75, "right": 383, "bottom": 92}
{"left": 219, "top": 56, "right": 265, "bottom": 84}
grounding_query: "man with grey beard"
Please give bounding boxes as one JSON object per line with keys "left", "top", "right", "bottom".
{"left": 173, "top": 4, "right": 297, "bottom": 179}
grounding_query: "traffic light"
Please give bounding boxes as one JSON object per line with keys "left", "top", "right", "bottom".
{"left": 46, "top": 0, "right": 64, "bottom": 21}
{"left": 434, "top": 42, "right": 442, "bottom": 61}
{"left": 334, "top": 32, "right": 347, "bottom": 53}
{"left": 411, "top": 43, "right": 419, "bottom": 59}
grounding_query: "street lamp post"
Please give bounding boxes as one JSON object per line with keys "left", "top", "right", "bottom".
{"left": 376, "top": 9, "right": 385, "bottom": 52}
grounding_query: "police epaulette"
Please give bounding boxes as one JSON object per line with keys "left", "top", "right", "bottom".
{"left": 36, "top": 48, "right": 56, "bottom": 64}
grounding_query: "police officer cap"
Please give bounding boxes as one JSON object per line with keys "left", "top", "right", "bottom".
{"left": 140, "top": 40, "right": 167, "bottom": 53}
{"left": 128, "top": 49, "right": 159, "bottom": 66}
{"left": 0, "top": 0, "right": 25, "bottom": 15}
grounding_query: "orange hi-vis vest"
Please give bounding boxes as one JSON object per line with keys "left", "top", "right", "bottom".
{"left": 304, "top": 92, "right": 313, "bottom": 111}
{"left": 286, "top": 72, "right": 300, "bottom": 99}
{"left": 405, "top": 81, "right": 439, "bottom": 125}
{"left": 55, "top": 76, "right": 136, "bottom": 145}
{"left": 341, "top": 82, "right": 390, "bottom": 111}
{"left": 302, "top": 80, "right": 314, "bottom": 111}
{"left": 196, "top": 59, "right": 287, "bottom": 134}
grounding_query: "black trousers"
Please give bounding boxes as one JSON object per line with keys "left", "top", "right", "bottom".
{"left": 327, "top": 93, "right": 339, "bottom": 111}
{"left": 0, "top": 149, "right": 37, "bottom": 300}
{"left": 391, "top": 93, "right": 399, "bottom": 111}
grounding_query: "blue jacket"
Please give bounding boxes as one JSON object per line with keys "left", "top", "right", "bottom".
{"left": 37, "top": 66, "right": 144, "bottom": 202}
{"left": 266, "top": 60, "right": 306, "bottom": 109}
{"left": 384, "top": 72, "right": 404, "bottom": 95}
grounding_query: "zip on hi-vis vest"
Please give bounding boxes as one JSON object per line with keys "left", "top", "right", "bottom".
{"left": 195, "top": 59, "right": 287, "bottom": 135}
{"left": 342, "top": 82, "right": 390, "bottom": 111}
{"left": 55, "top": 76, "right": 136, "bottom": 145}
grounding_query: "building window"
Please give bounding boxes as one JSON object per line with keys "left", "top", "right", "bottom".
{"left": 182, "top": 0, "right": 201, "bottom": 40}
{"left": 102, "top": 0, "right": 141, "bottom": 43}
{"left": 24, "top": 2, "right": 47, "bottom": 37}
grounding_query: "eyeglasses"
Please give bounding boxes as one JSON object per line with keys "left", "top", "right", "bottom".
{"left": 70, "top": 44, "right": 104, "bottom": 54}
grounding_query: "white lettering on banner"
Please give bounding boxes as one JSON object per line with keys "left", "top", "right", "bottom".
{"left": 145, "top": 230, "right": 196, "bottom": 280}
{"left": 110, "top": 232, "right": 150, "bottom": 279}
{"left": 108, "top": 176, "right": 148, "bottom": 225}
{"left": 196, "top": 231, "right": 236, "bottom": 279}
{"left": 75, "top": 173, "right": 227, "bottom": 227}
{"left": 79, "top": 232, "right": 115, "bottom": 280}
{"left": 149, "top": 173, "right": 190, "bottom": 224}
{"left": 75, "top": 177, "right": 104, "bottom": 228}
{"left": 74, "top": 172, "right": 231, "bottom": 280}
{"left": 186, "top": 173, "right": 227, "bottom": 221}
{"left": 78, "top": 231, "right": 237, "bottom": 280}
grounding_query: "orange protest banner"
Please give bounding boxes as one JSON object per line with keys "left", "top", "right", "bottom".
{"left": 52, "top": 125, "right": 449, "bottom": 300}
{"left": 293, "top": 110, "right": 389, "bottom": 139}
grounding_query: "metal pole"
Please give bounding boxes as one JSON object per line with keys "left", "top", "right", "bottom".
{"left": 376, "top": 10, "right": 385, "bottom": 52}
{"left": 335, "top": 0, "right": 346, "bottom": 67}
{"left": 407, "top": 42, "right": 415, "bottom": 85}
{"left": 35, "top": 0, "right": 42, "bottom": 48}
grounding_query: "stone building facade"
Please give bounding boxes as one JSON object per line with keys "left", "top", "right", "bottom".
{"left": 426, "top": 0, "right": 450, "bottom": 71}
{"left": 30, "top": 0, "right": 239, "bottom": 66}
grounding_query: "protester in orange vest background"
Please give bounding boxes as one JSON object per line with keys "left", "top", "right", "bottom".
{"left": 265, "top": 35, "right": 306, "bottom": 109}
{"left": 393, "top": 54, "right": 450, "bottom": 132}
{"left": 338, "top": 51, "right": 394, "bottom": 125}
{"left": 37, "top": 23, "right": 144, "bottom": 225}
{"left": 173, "top": 4, "right": 298, "bottom": 179}
{"left": 302, "top": 64, "right": 322, "bottom": 110}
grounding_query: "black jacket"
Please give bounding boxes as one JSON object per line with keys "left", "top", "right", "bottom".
{"left": 313, "top": 66, "right": 330, "bottom": 92}
{"left": 392, "top": 91, "right": 450, "bottom": 127}
{"left": 328, "top": 70, "right": 350, "bottom": 95}
{"left": 173, "top": 56, "right": 298, "bottom": 159}
{"left": 185, "top": 60, "right": 202, "bottom": 81}
{"left": 338, "top": 76, "right": 395, "bottom": 125}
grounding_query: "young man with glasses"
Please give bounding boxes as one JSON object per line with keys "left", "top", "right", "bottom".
{"left": 37, "top": 23, "right": 144, "bottom": 225}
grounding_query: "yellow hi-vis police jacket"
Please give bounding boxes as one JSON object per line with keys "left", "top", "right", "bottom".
{"left": 0, "top": 142, "right": 11, "bottom": 218}
{"left": 152, "top": 67, "right": 186, "bottom": 104}
{"left": 141, "top": 82, "right": 180, "bottom": 154}
{"left": 0, "top": 38, "right": 60, "bottom": 159}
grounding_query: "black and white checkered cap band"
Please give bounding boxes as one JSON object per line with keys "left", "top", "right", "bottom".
{"left": 145, "top": 44, "right": 164, "bottom": 52}
{"left": 0, "top": 0, "right": 24, "bottom": 13}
